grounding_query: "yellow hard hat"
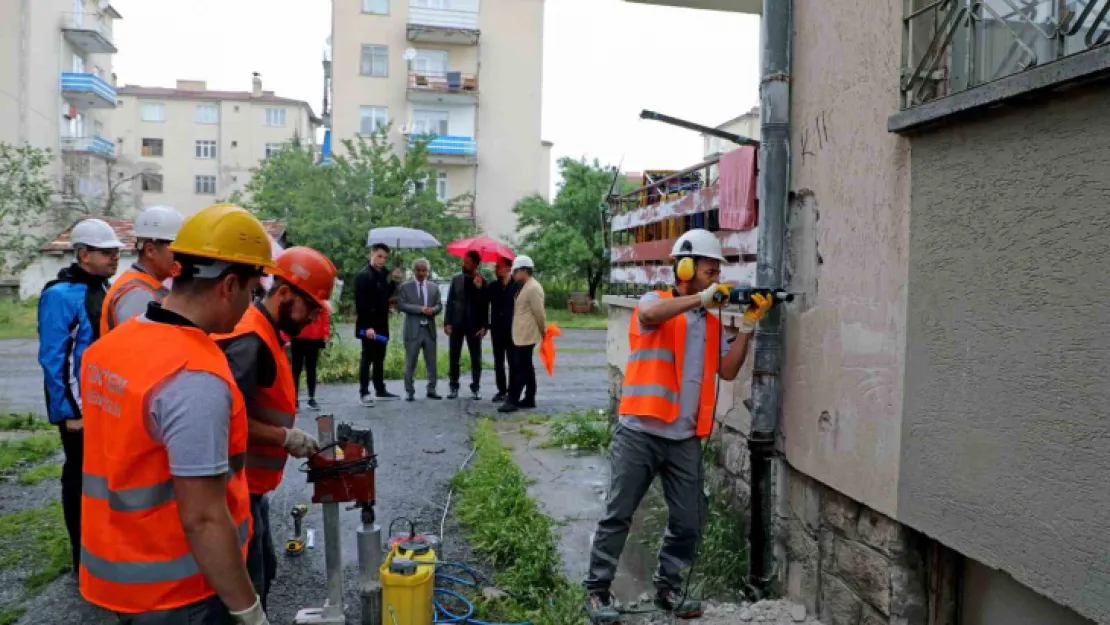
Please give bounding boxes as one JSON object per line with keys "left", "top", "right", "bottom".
{"left": 169, "top": 203, "right": 276, "bottom": 271}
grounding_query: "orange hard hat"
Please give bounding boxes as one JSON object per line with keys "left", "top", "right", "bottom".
{"left": 274, "top": 247, "right": 337, "bottom": 310}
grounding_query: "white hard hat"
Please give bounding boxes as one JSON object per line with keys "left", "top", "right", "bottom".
{"left": 70, "top": 218, "right": 123, "bottom": 249}
{"left": 511, "top": 255, "right": 534, "bottom": 272}
{"left": 133, "top": 205, "right": 185, "bottom": 242}
{"left": 670, "top": 229, "right": 725, "bottom": 262}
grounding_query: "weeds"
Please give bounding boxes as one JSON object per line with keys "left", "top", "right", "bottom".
{"left": 544, "top": 308, "right": 607, "bottom": 331}
{"left": 543, "top": 410, "right": 612, "bottom": 453}
{"left": 0, "top": 414, "right": 52, "bottom": 432}
{"left": 0, "top": 298, "right": 36, "bottom": 340}
{"left": 0, "top": 501, "right": 71, "bottom": 622}
{"left": 0, "top": 433, "right": 61, "bottom": 472}
{"left": 451, "top": 419, "right": 586, "bottom": 624}
{"left": 18, "top": 463, "right": 62, "bottom": 486}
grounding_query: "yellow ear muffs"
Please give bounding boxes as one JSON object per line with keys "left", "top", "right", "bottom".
{"left": 675, "top": 256, "right": 696, "bottom": 282}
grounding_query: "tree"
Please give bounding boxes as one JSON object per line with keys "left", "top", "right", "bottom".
{"left": 0, "top": 143, "right": 55, "bottom": 274}
{"left": 60, "top": 156, "right": 147, "bottom": 217}
{"left": 229, "top": 128, "right": 472, "bottom": 292}
{"left": 512, "top": 157, "right": 618, "bottom": 300}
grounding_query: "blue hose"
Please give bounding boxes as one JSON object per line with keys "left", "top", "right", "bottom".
{"left": 431, "top": 562, "right": 532, "bottom": 625}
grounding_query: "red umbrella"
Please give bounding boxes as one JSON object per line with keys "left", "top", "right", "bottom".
{"left": 446, "top": 236, "right": 515, "bottom": 263}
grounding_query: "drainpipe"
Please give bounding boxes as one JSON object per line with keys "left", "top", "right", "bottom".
{"left": 748, "top": 0, "right": 792, "bottom": 594}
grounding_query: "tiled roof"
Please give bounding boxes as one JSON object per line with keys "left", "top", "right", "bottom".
{"left": 43, "top": 217, "right": 286, "bottom": 252}
{"left": 118, "top": 86, "right": 319, "bottom": 120}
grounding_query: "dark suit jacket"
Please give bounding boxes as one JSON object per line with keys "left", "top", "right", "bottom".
{"left": 444, "top": 272, "right": 489, "bottom": 334}
{"left": 396, "top": 280, "right": 442, "bottom": 341}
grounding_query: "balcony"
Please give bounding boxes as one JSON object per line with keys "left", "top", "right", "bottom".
{"left": 408, "top": 134, "right": 477, "bottom": 165}
{"left": 61, "top": 12, "right": 117, "bottom": 54}
{"left": 61, "top": 135, "right": 116, "bottom": 159}
{"left": 624, "top": 0, "right": 761, "bottom": 14}
{"left": 407, "top": 6, "right": 480, "bottom": 45}
{"left": 61, "top": 73, "right": 117, "bottom": 109}
{"left": 407, "top": 71, "right": 478, "bottom": 104}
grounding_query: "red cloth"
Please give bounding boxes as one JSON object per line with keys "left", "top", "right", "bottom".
{"left": 296, "top": 309, "right": 331, "bottom": 341}
{"left": 719, "top": 146, "right": 758, "bottom": 231}
{"left": 540, "top": 323, "right": 562, "bottom": 377}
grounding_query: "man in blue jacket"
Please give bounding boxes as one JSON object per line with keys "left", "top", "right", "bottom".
{"left": 37, "top": 217, "right": 122, "bottom": 573}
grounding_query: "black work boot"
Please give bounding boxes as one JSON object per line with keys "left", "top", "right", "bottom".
{"left": 585, "top": 589, "right": 620, "bottom": 624}
{"left": 655, "top": 588, "right": 702, "bottom": 619}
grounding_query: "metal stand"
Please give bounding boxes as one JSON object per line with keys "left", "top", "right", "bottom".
{"left": 294, "top": 414, "right": 347, "bottom": 625}
{"left": 358, "top": 504, "right": 383, "bottom": 625}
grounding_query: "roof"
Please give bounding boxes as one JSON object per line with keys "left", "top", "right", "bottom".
{"left": 117, "top": 85, "right": 320, "bottom": 123}
{"left": 43, "top": 217, "right": 286, "bottom": 253}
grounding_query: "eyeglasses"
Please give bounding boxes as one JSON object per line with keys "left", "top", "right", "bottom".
{"left": 88, "top": 247, "right": 120, "bottom": 258}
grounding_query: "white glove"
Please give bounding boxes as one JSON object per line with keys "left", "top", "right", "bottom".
{"left": 284, "top": 427, "right": 320, "bottom": 458}
{"left": 230, "top": 596, "right": 270, "bottom": 625}
{"left": 699, "top": 283, "right": 727, "bottom": 308}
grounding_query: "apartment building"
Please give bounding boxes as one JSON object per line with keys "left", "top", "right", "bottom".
{"left": 111, "top": 76, "right": 320, "bottom": 216}
{"left": 607, "top": 2, "right": 1110, "bottom": 625}
{"left": 0, "top": 0, "right": 122, "bottom": 202}
{"left": 702, "top": 105, "right": 759, "bottom": 159}
{"left": 328, "top": 0, "right": 550, "bottom": 237}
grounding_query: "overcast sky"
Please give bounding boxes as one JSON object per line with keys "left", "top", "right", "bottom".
{"left": 109, "top": 0, "right": 759, "bottom": 183}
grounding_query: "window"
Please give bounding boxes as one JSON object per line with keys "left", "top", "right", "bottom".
{"left": 195, "top": 104, "right": 219, "bottom": 124}
{"left": 195, "top": 175, "right": 217, "bottom": 195}
{"left": 412, "top": 0, "right": 448, "bottom": 7}
{"left": 360, "top": 106, "right": 389, "bottom": 134}
{"left": 362, "top": 0, "right": 388, "bottom": 13}
{"left": 412, "top": 110, "right": 449, "bottom": 136}
{"left": 195, "top": 140, "right": 217, "bottom": 159}
{"left": 435, "top": 170, "right": 448, "bottom": 202}
{"left": 265, "top": 108, "right": 287, "bottom": 127}
{"left": 141, "top": 138, "right": 163, "bottom": 157}
{"left": 360, "top": 45, "right": 389, "bottom": 77}
{"left": 141, "top": 103, "right": 165, "bottom": 122}
{"left": 141, "top": 173, "right": 163, "bottom": 193}
{"left": 413, "top": 49, "right": 448, "bottom": 76}
{"left": 265, "top": 143, "right": 284, "bottom": 158}
{"left": 72, "top": 54, "right": 85, "bottom": 73}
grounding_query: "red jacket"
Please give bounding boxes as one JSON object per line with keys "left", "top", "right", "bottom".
{"left": 296, "top": 309, "right": 330, "bottom": 341}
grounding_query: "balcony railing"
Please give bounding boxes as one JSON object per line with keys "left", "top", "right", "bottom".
{"left": 61, "top": 135, "right": 116, "bottom": 159}
{"left": 61, "top": 12, "right": 117, "bottom": 54}
{"left": 408, "top": 134, "right": 477, "bottom": 156}
{"left": 408, "top": 71, "right": 478, "bottom": 94}
{"left": 408, "top": 6, "right": 480, "bottom": 30}
{"left": 61, "top": 72, "right": 117, "bottom": 108}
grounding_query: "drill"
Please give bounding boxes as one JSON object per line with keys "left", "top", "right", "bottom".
{"left": 711, "top": 286, "right": 795, "bottom": 306}
{"left": 285, "top": 504, "right": 309, "bottom": 557}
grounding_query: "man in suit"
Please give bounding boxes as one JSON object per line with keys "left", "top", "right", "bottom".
{"left": 485, "top": 256, "right": 519, "bottom": 403}
{"left": 444, "top": 250, "right": 489, "bottom": 400}
{"left": 396, "top": 258, "right": 443, "bottom": 401}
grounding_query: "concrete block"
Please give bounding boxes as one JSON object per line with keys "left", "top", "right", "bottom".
{"left": 820, "top": 528, "right": 837, "bottom": 574}
{"left": 786, "top": 559, "right": 819, "bottom": 615}
{"left": 789, "top": 470, "right": 821, "bottom": 532}
{"left": 607, "top": 366, "right": 623, "bottom": 418}
{"left": 835, "top": 538, "right": 891, "bottom": 616}
{"left": 856, "top": 507, "right": 900, "bottom": 556}
{"left": 721, "top": 430, "right": 750, "bottom": 481}
{"left": 861, "top": 604, "right": 887, "bottom": 625}
{"left": 786, "top": 518, "right": 819, "bottom": 562}
{"left": 821, "top": 575, "right": 863, "bottom": 625}
{"left": 822, "top": 487, "right": 861, "bottom": 537}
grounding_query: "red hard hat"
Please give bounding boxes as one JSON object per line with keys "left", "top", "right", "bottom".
{"left": 274, "top": 247, "right": 337, "bottom": 310}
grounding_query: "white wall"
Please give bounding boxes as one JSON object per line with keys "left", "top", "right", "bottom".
{"left": 20, "top": 252, "right": 138, "bottom": 299}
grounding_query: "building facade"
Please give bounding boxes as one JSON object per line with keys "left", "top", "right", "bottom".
{"left": 112, "top": 76, "right": 320, "bottom": 216}
{"left": 327, "top": 0, "right": 550, "bottom": 237}
{"left": 607, "top": 2, "right": 1110, "bottom": 625}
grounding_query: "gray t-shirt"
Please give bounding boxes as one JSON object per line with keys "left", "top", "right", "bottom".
{"left": 145, "top": 369, "right": 234, "bottom": 477}
{"left": 619, "top": 292, "right": 729, "bottom": 441}
{"left": 113, "top": 264, "right": 168, "bottom": 327}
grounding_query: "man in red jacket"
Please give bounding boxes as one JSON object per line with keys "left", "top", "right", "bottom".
{"left": 291, "top": 307, "right": 330, "bottom": 409}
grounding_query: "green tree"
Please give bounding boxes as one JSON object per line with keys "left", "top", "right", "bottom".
{"left": 0, "top": 143, "right": 55, "bottom": 275}
{"left": 512, "top": 157, "right": 618, "bottom": 300}
{"left": 229, "top": 128, "right": 472, "bottom": 294}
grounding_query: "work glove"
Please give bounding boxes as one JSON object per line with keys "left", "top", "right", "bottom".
{"left": 698, "top": 283, "right": 731, "bottom": 308}
{"left": 739, "top": 293, "right": 774, "bottom": 334}
{"left": 284, "top": 427, "right": 320, "bottom": 458}
{"left": 230, "top": 596, "right": 270, "bottom": 625}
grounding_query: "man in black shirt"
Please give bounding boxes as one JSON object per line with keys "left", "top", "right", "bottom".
{"left": 354, "top": 242, "right": 398, "bottom": 406}
{"left": 444, "top": 250, "right": 489, "bottom": 400}
{"left": 485, "top": 256, "right": 519, "bottom": 403}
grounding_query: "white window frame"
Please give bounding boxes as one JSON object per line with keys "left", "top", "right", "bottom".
{"left": 412, "top": 0, "right": 447, "bottom": 8}
{"left": 73, "top": 0, "right": 85, "bottom": 23}
{"left": 361, "top": 45, "right": 389, "bottom": 77}
{"left": 412, "top": 109, "right": 449, "bottom": 136}
{"left": 435, "top": 170, "right": 448, "bottom": 202}
{"left": 362, "top": 0, "right": 388, "bottom": 14}
{"left": 412, "top": 49, "right": 448, "bottom": 76}
{"left": 265, "top": 108, "right": 287, "bottom": 127}
{"left": 195, "top": 104, "right": 219, "bottom": 124}
{"left": 265, "top": 143, "right": 284, "bottom": 158}
{"left": 141, "top": 172, "right": 163, "bottom": 193}
{"left": 195, "top": 175, "right": 217, "bottom": 195}
{"left": 141, "top": 103, "right": 165, "bottom": 122}
{"left": 360, "top": 106, "right": 389, "bottom": 135}
{"left": 195, "top": 140, "right": 217, "bottom": 159}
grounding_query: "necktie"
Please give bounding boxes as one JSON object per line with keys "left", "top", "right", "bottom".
{"left": 418, "top": 283, "right": 428, "bottom": 325}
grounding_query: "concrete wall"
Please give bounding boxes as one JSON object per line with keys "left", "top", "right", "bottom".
{"left": 961, "top": 560, "right": 1095, "bottom": 625}
{"left": 900, "top": 85, "right": 1110, "bottom": 625}
{"left": 20, "top": 251, "right": 138, "bottom": 299}
{"left": 782, "top": 0, "right": 911, "bottom": 519}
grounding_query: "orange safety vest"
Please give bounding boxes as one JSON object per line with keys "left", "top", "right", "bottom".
{"left": 216, "top": 305, "right": 296, "bottom": 495}
{"left": 618, "top": 290, "right": 721, "bottom": 438}
{"left": 100, "top": 267, "right": 167, "bottom": 336}
{"left": 79, "top": 318, "right": 251, "bottom": 613}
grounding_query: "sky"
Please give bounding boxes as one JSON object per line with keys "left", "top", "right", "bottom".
{"left": 109, "top": 0, "right": 759, "bottom": 188}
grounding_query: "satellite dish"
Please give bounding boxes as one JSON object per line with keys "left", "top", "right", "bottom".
{"left": 403, "top": 48, "right": 417, "bottom": 61}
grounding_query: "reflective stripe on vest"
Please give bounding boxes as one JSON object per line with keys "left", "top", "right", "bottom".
{"left": 215, "top": 306, "right": 296, "bottom": 495}
{"left": 78, "top": 319, "right": 251, "bottom": 614}
{"left": 618, "top": 290, "right": 721, "bottom": 438}
{"left": 100, "top": 268, "right": 167, "bottom": 336}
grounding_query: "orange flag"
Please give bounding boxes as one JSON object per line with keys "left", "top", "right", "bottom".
{"left": 540, "top": 323, "right": 562, "bottom": 376}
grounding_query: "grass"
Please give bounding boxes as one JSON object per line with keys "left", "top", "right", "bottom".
{"left": 18, "top": 463, "right": 62, "bottom": 486}
{"left": 0, "top": 298, "right": 36, "bottom": 340}
{"left": 0, "top": 433, "right": 61, "bottom": 473}
{"left": 543, "top": 409, "right": 613, "bottom": 453}
{"left": 316, "top": 341, "right": 474, "bottom": 384}
{"left": 450, "top": 419, "right": 586, "bottom": 625}
{"left": 544, "top": 308, "right": 607, "bottom": 331}
{"left": 0, "top": 501, "right": 71, "bottom": 622}
{"left": 0, "top": 414, "right": 52, "bottom": 432}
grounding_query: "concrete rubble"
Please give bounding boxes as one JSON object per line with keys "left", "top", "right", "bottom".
{"left": 633, "top": 599, "right": 823, "bottom": 625}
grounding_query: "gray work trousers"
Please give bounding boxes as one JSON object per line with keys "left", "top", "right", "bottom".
{"left": 116, "top": 595, "right": 232, "bottom": 624}
{"left": 586, "top": 424, "right": 704, "bottom": 592}
{"left": 404, "top": 326, "right": 438, "bottom": 396}
{"left": 246, "top": 494, "right": 276, "bottom": 610}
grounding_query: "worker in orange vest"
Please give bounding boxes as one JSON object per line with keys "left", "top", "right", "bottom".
{"left": 79, "top": 203, "right": 277, "bottom": 625}
{"left": 215, "top": 246, "right": 337, "bottom": 610}
{"left": 100, "top": 206, "right": 184, "bottom": 336}
{"left": 584, "top": 229, "right": 773, "bottom": 623}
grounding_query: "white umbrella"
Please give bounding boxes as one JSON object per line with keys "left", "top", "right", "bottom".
{"left": 368, "top": 226, "right": 440, "bottom": 249}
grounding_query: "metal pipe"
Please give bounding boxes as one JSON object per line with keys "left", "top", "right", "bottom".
{"left": 748, "top": 0, "right": 793, "bottom": 593}
{"left": 317, "top": 415, "right": 345, "bottom": 621}
{"left": 640, "top": 109, "right": 760, "bottom": 147}
{"left": 358, "top": 512, "right": 383, "bottom": 625}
